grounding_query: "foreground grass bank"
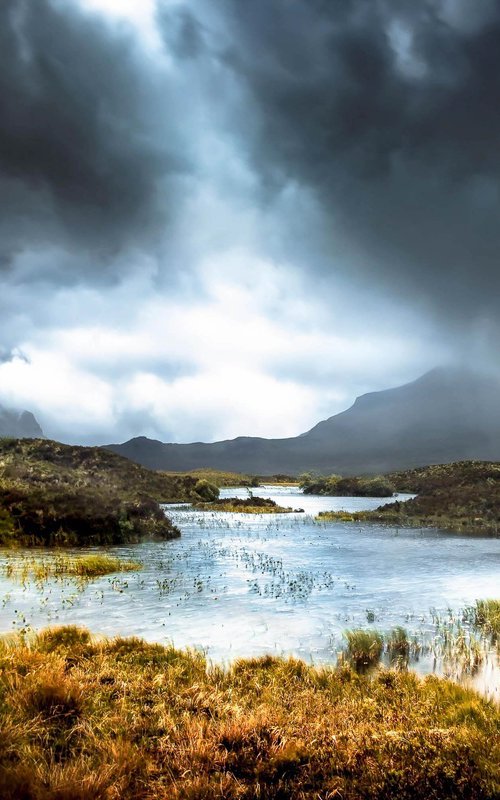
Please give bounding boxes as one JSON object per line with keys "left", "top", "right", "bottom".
{"left": 318, "top": 461, "right": 500, "bottom": 534}
{"left": 0, "top": 438, "right": 220, "bottom": 547}
{"left": 0, "top": 627, "right": 498, "bottom": 800}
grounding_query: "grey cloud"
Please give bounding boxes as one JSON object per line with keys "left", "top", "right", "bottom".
{"left": 0, "top": 347, "right": 29, "bottom": 365}
{"left": 158, "top": 6, "right": 206, "bottom": 60}
{"left": 159, "top": 0, "right": 500, "bottom": 335}
{"left": 0, "top": 0, "right": 188, "bottom": 280}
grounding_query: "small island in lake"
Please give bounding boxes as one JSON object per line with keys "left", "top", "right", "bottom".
{"left": 193, "top": 496, "right": 303, "bottom": 514}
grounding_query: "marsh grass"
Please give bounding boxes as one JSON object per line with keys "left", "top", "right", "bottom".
{"left": 339, "top": 611, "right": 498, "bottom": 685}
{"left": 314, "top": 461, "right": 500, "bottom": 534}
{"left": 302, "top": 474, "right": 395, "bottom": 497}
{"left": 0, "top": 626, "right": 498, "bottom": 799}
{"left": 3, "top": 553, "right": 141, "bottom": 584}
{"left": 464, "top": 599, "right": 500, "bottom": 643}
{"left": 344, "top": 628, "right": 384, "bottom": 669}
{"left": 386, "top": 625, "right": 411, "bottom": 667}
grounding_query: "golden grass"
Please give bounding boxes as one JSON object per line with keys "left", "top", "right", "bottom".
{"left": 0, "top": 627, "right": 498, "bottom": 799}
{"left": 3, "top": 553, "right": 141, "bottom": 583}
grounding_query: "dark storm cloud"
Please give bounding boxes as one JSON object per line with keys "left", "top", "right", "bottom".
{"left": 0, "top": 0, "right": 188, "bottom": 279}
{"left": 160, "top": 0, "right": 500, "bottom": 329}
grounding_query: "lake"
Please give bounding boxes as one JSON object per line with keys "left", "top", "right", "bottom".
{"left": 1, "top": 485, "right": 498, "bottom": 697}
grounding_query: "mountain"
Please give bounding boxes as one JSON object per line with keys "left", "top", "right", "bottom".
{"left": 0, "top": 407, "right": 44, "bottom": 438}
{"left": 105, "top": 367, "right": 500, "bottom": 475}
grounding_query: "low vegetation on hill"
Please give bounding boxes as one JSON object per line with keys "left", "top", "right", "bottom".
{"left": 0, "top": 439, "right": 219, "bottom": 547}
{"left": 167, "top": 469, "right": 300, "bottom": 487}
{"left": 318, "top": 461, "right": 500, "bottom": 534}
{"left": 301, "top": 474, "right": 395, "bottom": 497}
{"left": 166, "top": 468, "right": 259, "bottom": 487}
{"left": 193, "top": 496, "right": 301, "bottom": 514}
{"left": 0, "top": 626, "right": 497, "bottom": 800}
{"left": 253, "top": 473, "right": 300, "bottom": 485}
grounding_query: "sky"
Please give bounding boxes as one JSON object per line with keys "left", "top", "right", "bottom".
{"left": 0, "top": 0, "right": 499, "bottom": 445}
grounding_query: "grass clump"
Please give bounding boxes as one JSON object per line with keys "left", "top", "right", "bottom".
{"left": 464, "top": 599, "right": 500, "bottom": 642}
{"left": 3, "top": 553, "right": 141, "bottom": 583}
{"left": 0, "top": 627, "right": 497, "bottom": 799}
{"left": 386, "top": 626, "right": 411, "bottom": 666}
{"left": 344, "top": 628, "right": 384, "bottom": 670}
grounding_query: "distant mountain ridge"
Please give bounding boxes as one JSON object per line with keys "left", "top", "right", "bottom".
{"left": 0, "top": 406, "right": 44, "bottom": 439}
{"left": 106, "top": 367, "right": 500, "bottom": 475}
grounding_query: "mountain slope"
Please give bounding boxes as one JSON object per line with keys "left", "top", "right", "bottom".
{"left": 106, "top": 367, "right": 500, "bottom": 475}
{"left": 0, "top": 406, "right": 44, "bottom": 438}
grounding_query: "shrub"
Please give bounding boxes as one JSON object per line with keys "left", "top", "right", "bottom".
{"left": 194, "top": 479, "right": 219, "bottom": 502}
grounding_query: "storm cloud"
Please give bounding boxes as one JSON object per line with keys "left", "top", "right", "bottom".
{"left": 0, "top": 0, "right": 498, "bottom": 444}
{"left": 161, "top": 0, "right": 500, "bottom": 332}
{"left": 0, "top": 0, "right": 188, "bottom": 281}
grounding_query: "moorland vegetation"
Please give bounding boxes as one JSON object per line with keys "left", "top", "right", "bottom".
{"left": 193, "top": 496, "right": 301, "bottom": 514}
{"left": 0, "top": 624, "right": 498, "bottom": 800}
{"left": 0, "top": 439, "right": 219, "bottom": 547}
{"left": 317, "top": 461, "right": 500, "bottom": 534}
{"left": 301, "top": 474, "right": 395, "bottom": 497}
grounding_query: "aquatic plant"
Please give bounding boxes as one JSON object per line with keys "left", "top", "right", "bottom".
{"left": 464, "top": 599, "right": 500, "bottom": 641}
{"left": 344, "top": 628, "right": 384, "bottom": 669}
{"left": 386, "top": 626, "right": 410, "bottom": 666}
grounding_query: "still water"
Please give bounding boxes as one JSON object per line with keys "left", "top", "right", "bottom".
{"left": 1, "top": 485, "right": 499, "bottom": 694}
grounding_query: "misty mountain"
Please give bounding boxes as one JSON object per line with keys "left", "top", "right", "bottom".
{"left": 106, "top": 368, "right": 500, "bottom": 475}
{"left": 0, "top": 407, "right": 44, "bottom": 439}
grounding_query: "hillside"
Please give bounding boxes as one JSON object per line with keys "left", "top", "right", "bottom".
{"left": 0, "top": 438, "right": 217, "bottom": 546}
{"left": 106, "top": 367, "right": 500, "bottom": 475}
{"left": 319, "top": 461, "right": 500, "bottom": 535}
{"left": 385, "top": 461, "right": 500, "bottom": 533}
